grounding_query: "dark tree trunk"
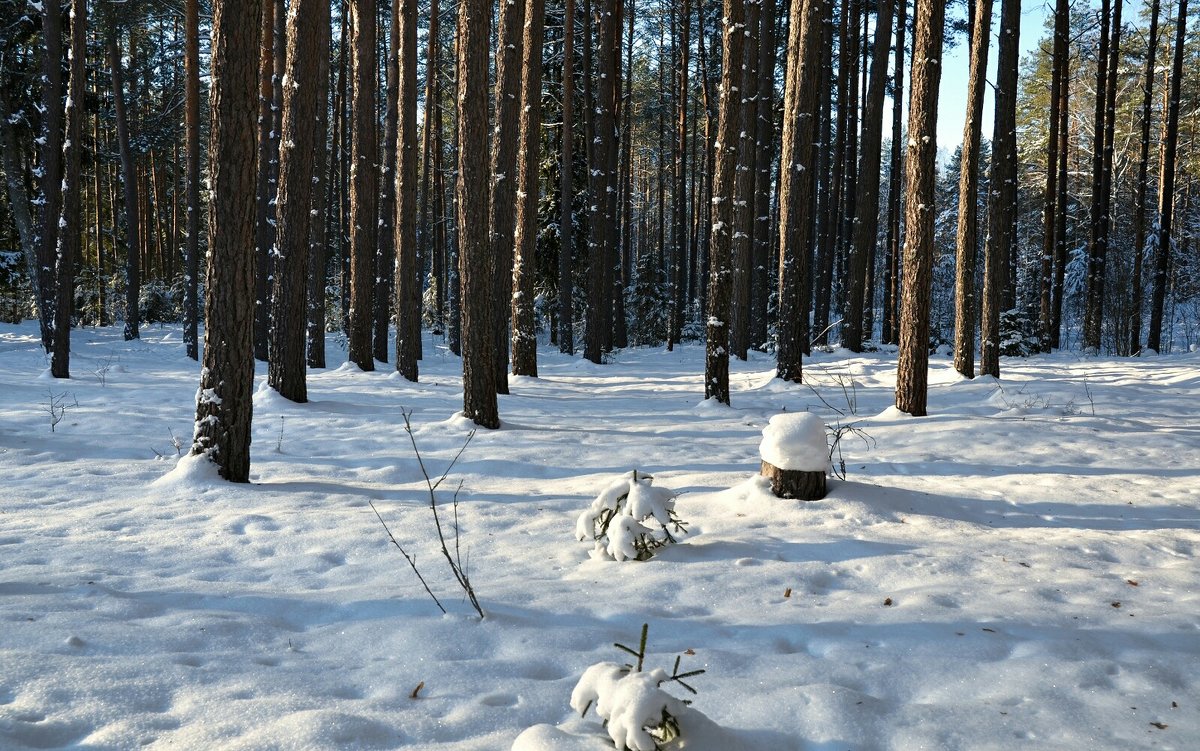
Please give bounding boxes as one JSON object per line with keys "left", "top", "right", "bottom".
{"left": 37, "top": 2, "right": 65, "bottom": 353}
{"left": 110, "top": 31, "right": 141, "bottom": 342}
{"left": 193, "top": 0, "right": 266, "bottom": 483}
{"left": 348, "top": 0, "right": 379, "bottom": 370}
{"left": 584, "top": 0, "right": 618, "bottom": 365}
{"left": 511, "top": 0, "right": 546, "bottom": 377}
{"left": 559, "top": 0, "right": 576, "bottom": 356}
{"left": 1049, "top": 0, "right": 1069, "bottom": 349}
{"left": 1147, "top": 0, "right": 1188, "bottom": 353}
{"left": 268, "top": 0, "right": 330, "bottom": 403}
{"left": 489, "top": 0, "right": 525, "bottom": 389}
{"left": 894, "top": 0, "right": 944, "bottom": 416}
{"left": 844, "top": 0, "right": 898, "bottom": 352}
{"left": 979, "top": 0, "right": 1019, "bottom": 378}
{"left": 729, "top": 0, "right": 759, "bottom": 361}
{"left": 376, "top": 0, "right": 401, "bottom": 365}
{"left": 705, "top": 0, "right": 745, "bottom": 404}
{"left": 51, "top": 0, "right": 87, "bottom": 378}
{"left": 749, "top": 0, "right": 777, "bottom": 351}
{"left": 1082, "top": 0, "right": 1113, "bottom": 352}
{"left": 953, "top": 0, "right": 991, "bottom": 378}
{"left": 882, "top": 0, "right": 906, "bottom": 345}
{"left": 1038, "top": 0, "right": 1064, "bottom": 354}
{"left": 184, "top": 0, "right": 202, "bottom": 361}
{"left": 669, "top": 0, "right": 691, "bottom": 349}
{"left": 761, "top": 460, "right": 827, "bottom": 501}
{"left": 395, "top": 0, "right": 420, "bottom": 382}
{"left": 1129, "top": 0, "right": 1160, "bottom": 355}
{"left": 459, "top": 0, "right": 498, "bottom": 427}
{"left": 776, "top": 0, "right": 825, "bottom": 383}
{"left": 0, "top": 85, "right": 37, "bottom": 309}
{"left": 306, "top": 23, "right": 333, "bottom": 370}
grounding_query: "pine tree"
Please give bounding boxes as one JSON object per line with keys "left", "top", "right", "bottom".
{"left": 511, "top": 0, "right": 546, "bottom": 377}
{"left": 348, "top": 0, "right": 379, "bottom": 371}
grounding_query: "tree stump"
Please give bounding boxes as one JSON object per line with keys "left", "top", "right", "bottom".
{"left": 761, "top": 460, "right": 826, "bottom": 501}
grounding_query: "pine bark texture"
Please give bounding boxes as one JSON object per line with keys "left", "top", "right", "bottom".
{"left": 348, "top": 0, "right": 379, "bottom": 371}
{"left": 489, "top": 0, "right": 526, "bottom": 388}
{"left": 1082, "top": 0, "right": 1113, "bottom": 352}
{"left": 511, "top": 0, "right": 546, "bottom": 377}
{"left": 775, "top": 0, "right": 824, "bottom": 384}
{"left": 843, "top": 0, "right": 897, "bottom": 352}
{"left": 193, "top": 0, "right": 266, "bottom": 483}
{"left": 705, "top": 0, "right": 745, "bottom": 403}
{"left": 894, "top": 0, "right": 945, "bottom": 417}
{"left": 36, "top": 3, "right": 64, "bottom": 352}
{"left": 1129, "top": 0, "right": 1160, "bottom": 355}
{"left": 184, "top": 0, "right": 202, "bottom": 361}
{"left": 761, "top": 461, "right": 827, "bottom": 501}
{"left": 458, "top": 0, "right": 498, "bottom": 428}
{"left": 1148, "top": 0, "right": 1189, "bottom": 353}
{"left": 558, "top": 0, "right": 576, "bottom": 355}
{"left": 953, "top": 0, "right": 992, "bottom": 378}
{"left": 268, "top": 0, "right": 330, "bottom": 403}
{"left": 979, "top": 0, "right": 1019, "bottom": 378}
{"left": 395, "top": 0, "right": 420, "bottom": 382}
{"left": 110, "top": 32, "right": 141, "bottom": 342}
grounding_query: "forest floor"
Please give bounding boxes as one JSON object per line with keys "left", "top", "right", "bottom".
{"left": 1, "top": 321, "right": 1198, "bottom": 750}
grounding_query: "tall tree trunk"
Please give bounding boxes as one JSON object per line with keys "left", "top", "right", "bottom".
{"left": 749, "top": 0, "right": 777, "bottom": 351}
{"left": 37, "top": 3, "right": 65, "bottom": 352}
{"left": 348, "top": 0, "right": 379, "bottom": 370}
{"left": 1037, "top": 0, "right": 1064, "bottom": 354}
{"left": 882, "top": 0, "right": 906, "bottom": 345}
{"left": 307, "top": 20, "right": 333, "bottom": 370}
{"left": 979, "top": 0, "right": 1020, "bottom": 377}
{"left": 844, "top": 0, "right": 898, "bottom": 351}
{"left": 51, "top": 0, "right": 87, "bottom": 378}
{"left": 1147, "top": 0, "right": 1188, "bottom": 353}
{"left": 1082, "top": 0, "right": 1113, "bottom": 352}
{"left": 193, "top": 0, "right": 266, "bottom": 482}
{"left": 776, "top": 0, "right": 826, "bottom": 383}
{"left": 729, "top": 0, "right": 759, "bottom": 361}
{"left": 952, "top": 0, "right": 991, "bottom": 377}
{"left": 253, "top": 2, "right": 274, "bottom": 360}
{"left": 584, "top": 0, "right": 617, "bottom": 364}
{"left": 184, "top": 0, "right": 202, "bottom": 360}
{"left": 669, "top": 0, "right": 691, "bottom": 350}
{"left": 511, "top": 0, "right": 546, "bottom": 376}
{"left": 1049, "top": 0, "right": 1069, "bottom": 349}
{"left": 0, "top": 81, "right": 39, "bottom": 332}
{"left": 110, "top": 30, "right": 141, "bottom": 342}
{"left": 1129, "top": 0, "right": 1160, "bottom": 355}
{"left": 269, "top": 0, "right": 330, "bottom": 402}
{"left": 420, "top": 0, "right": 442, "bottom": 333}
{"left": 705, "top": 0, "right": 745, "bottom": 403}
{"left": 395, "top": 0, "right": 420, "bottom": 381}
{"left": 559, "top": 0, "right": 577, "bottom": 355}
{"left": 375, "top": 1, "right": 401, "bottom": 364}
{"left": 489, "top": 0, "right": 526, "bottom": 386}
{"left": 459, "top": 0, "right": 498, "bottom": 426}
{"left": 894, "top": 0, "right": 944, "bottom": 416}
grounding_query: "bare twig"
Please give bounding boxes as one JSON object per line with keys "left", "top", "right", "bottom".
{"left": 368, "top": 499, "right": 447, "bottom": 614}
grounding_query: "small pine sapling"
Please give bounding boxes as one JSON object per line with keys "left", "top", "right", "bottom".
{"left": 571, "top": 624, "right": 705, "bottom": 751}
{"left": 575, "top": 471, "right": 687, "bottom": 561}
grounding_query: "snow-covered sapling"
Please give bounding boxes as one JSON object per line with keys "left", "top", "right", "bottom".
{"left": 575, "top": 471, "right": 687, "bottom": 561}
{"left": 571, "top": 624, "right": 705, "bottom": 751}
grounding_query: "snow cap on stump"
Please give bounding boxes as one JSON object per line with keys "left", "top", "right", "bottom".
{"left": 760, "top": 412, "right": 828, "bottom": 500}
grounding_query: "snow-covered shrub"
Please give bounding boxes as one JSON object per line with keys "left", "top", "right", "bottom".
{"left": 575, "top": 471, "right": 686, "bottom": 562}
{"left": 571, "top": 624, "right": 705, "bottom": 751}
{"left": 1000, "top": 308, "right": 1040, "bottom": 357}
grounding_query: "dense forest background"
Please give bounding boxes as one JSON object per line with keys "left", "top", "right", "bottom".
{"left": 2, "top": 0, "right": 1198, "bottom": 401}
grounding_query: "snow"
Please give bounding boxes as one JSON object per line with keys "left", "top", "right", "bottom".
{"left": 760, "top": 411, "right": 829, "bottom": 472}
{"left": 0, "top": 321, "right": 1198, "bottom": 750}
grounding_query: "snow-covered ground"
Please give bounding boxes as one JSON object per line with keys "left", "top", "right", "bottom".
{"left": 1, "top": 321, "right": 1197, "bottom": 750}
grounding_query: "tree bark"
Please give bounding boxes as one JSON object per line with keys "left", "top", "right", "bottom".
{"left": 1129, "top": 0, "right": 1160, "bottom": 355}
{"left": 559, "top": 0, "right": 577, "bottom": 355}
{"left": 1082, "top": 0, "right": 1113, "bottom": 353}
{"left": 511, "top": 0, "right": 546, "bottom": 377}
{"left": 882, "top": 0, "right": 906, "bottom": 346}
{"left": 193, "top": 0, "right": 266, "bottom": 482}
{"left": 979, "top": 0, "right": 1019, "bottom": 378}
{"left": 395, "top": 0, "right": 420, "bottom": 382}
{"left": 269, "top": 0, "right": 330, "bottom": 402}
{"left": 1049, "top": 0, "right": 1069, "bottom": 349}
{"left": 705, "top": 0, "right": 745, "bottom": 403}
{"left": 376, "top": 0, "right": 401, "bottom": 365}
{"left": 109, "top": 30, "right": 141, "bottom": 342}
{"left": 761, "top": 460, "right": 827, "bottom": 501}
{"left": 37, "top": 3, "right": 65, "bottom": 352}
{"left": 952, "top": 0, "right": 991, "bottom": 377}
{"left": 776, "top": 0, "right": 825, "bottom": 384}
{"left": 844, "top": 0, "right": 898, "bottom": 351}
{"left": 51, "top": 0, "right": 88, "bottom": 378}
{"left": 307, "top": 22, "right": 333, "bottom": 370}
{"left": 894, "top": 0, "right": 944, "bottom": 417}
{"left": 459, "top": 0, "right": 498, "bottom": 427}
{"left": 184, "top": 0, "right": 202, "bottom": 360}
{"left": 1147, "top": 0, "right": 1188, "bottom": 353}
{"left": 729, "top": 0, "right": 760, "bottom": 361}
{"left": 348, "top": 0, "right": 379, "bottom": 371}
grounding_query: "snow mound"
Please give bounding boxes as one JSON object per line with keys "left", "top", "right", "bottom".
{"left": 759, "top": 412, "right": 828, "bottom": 471}
{"left": 151, "top": 450, "right": 224, "bottom": 490}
